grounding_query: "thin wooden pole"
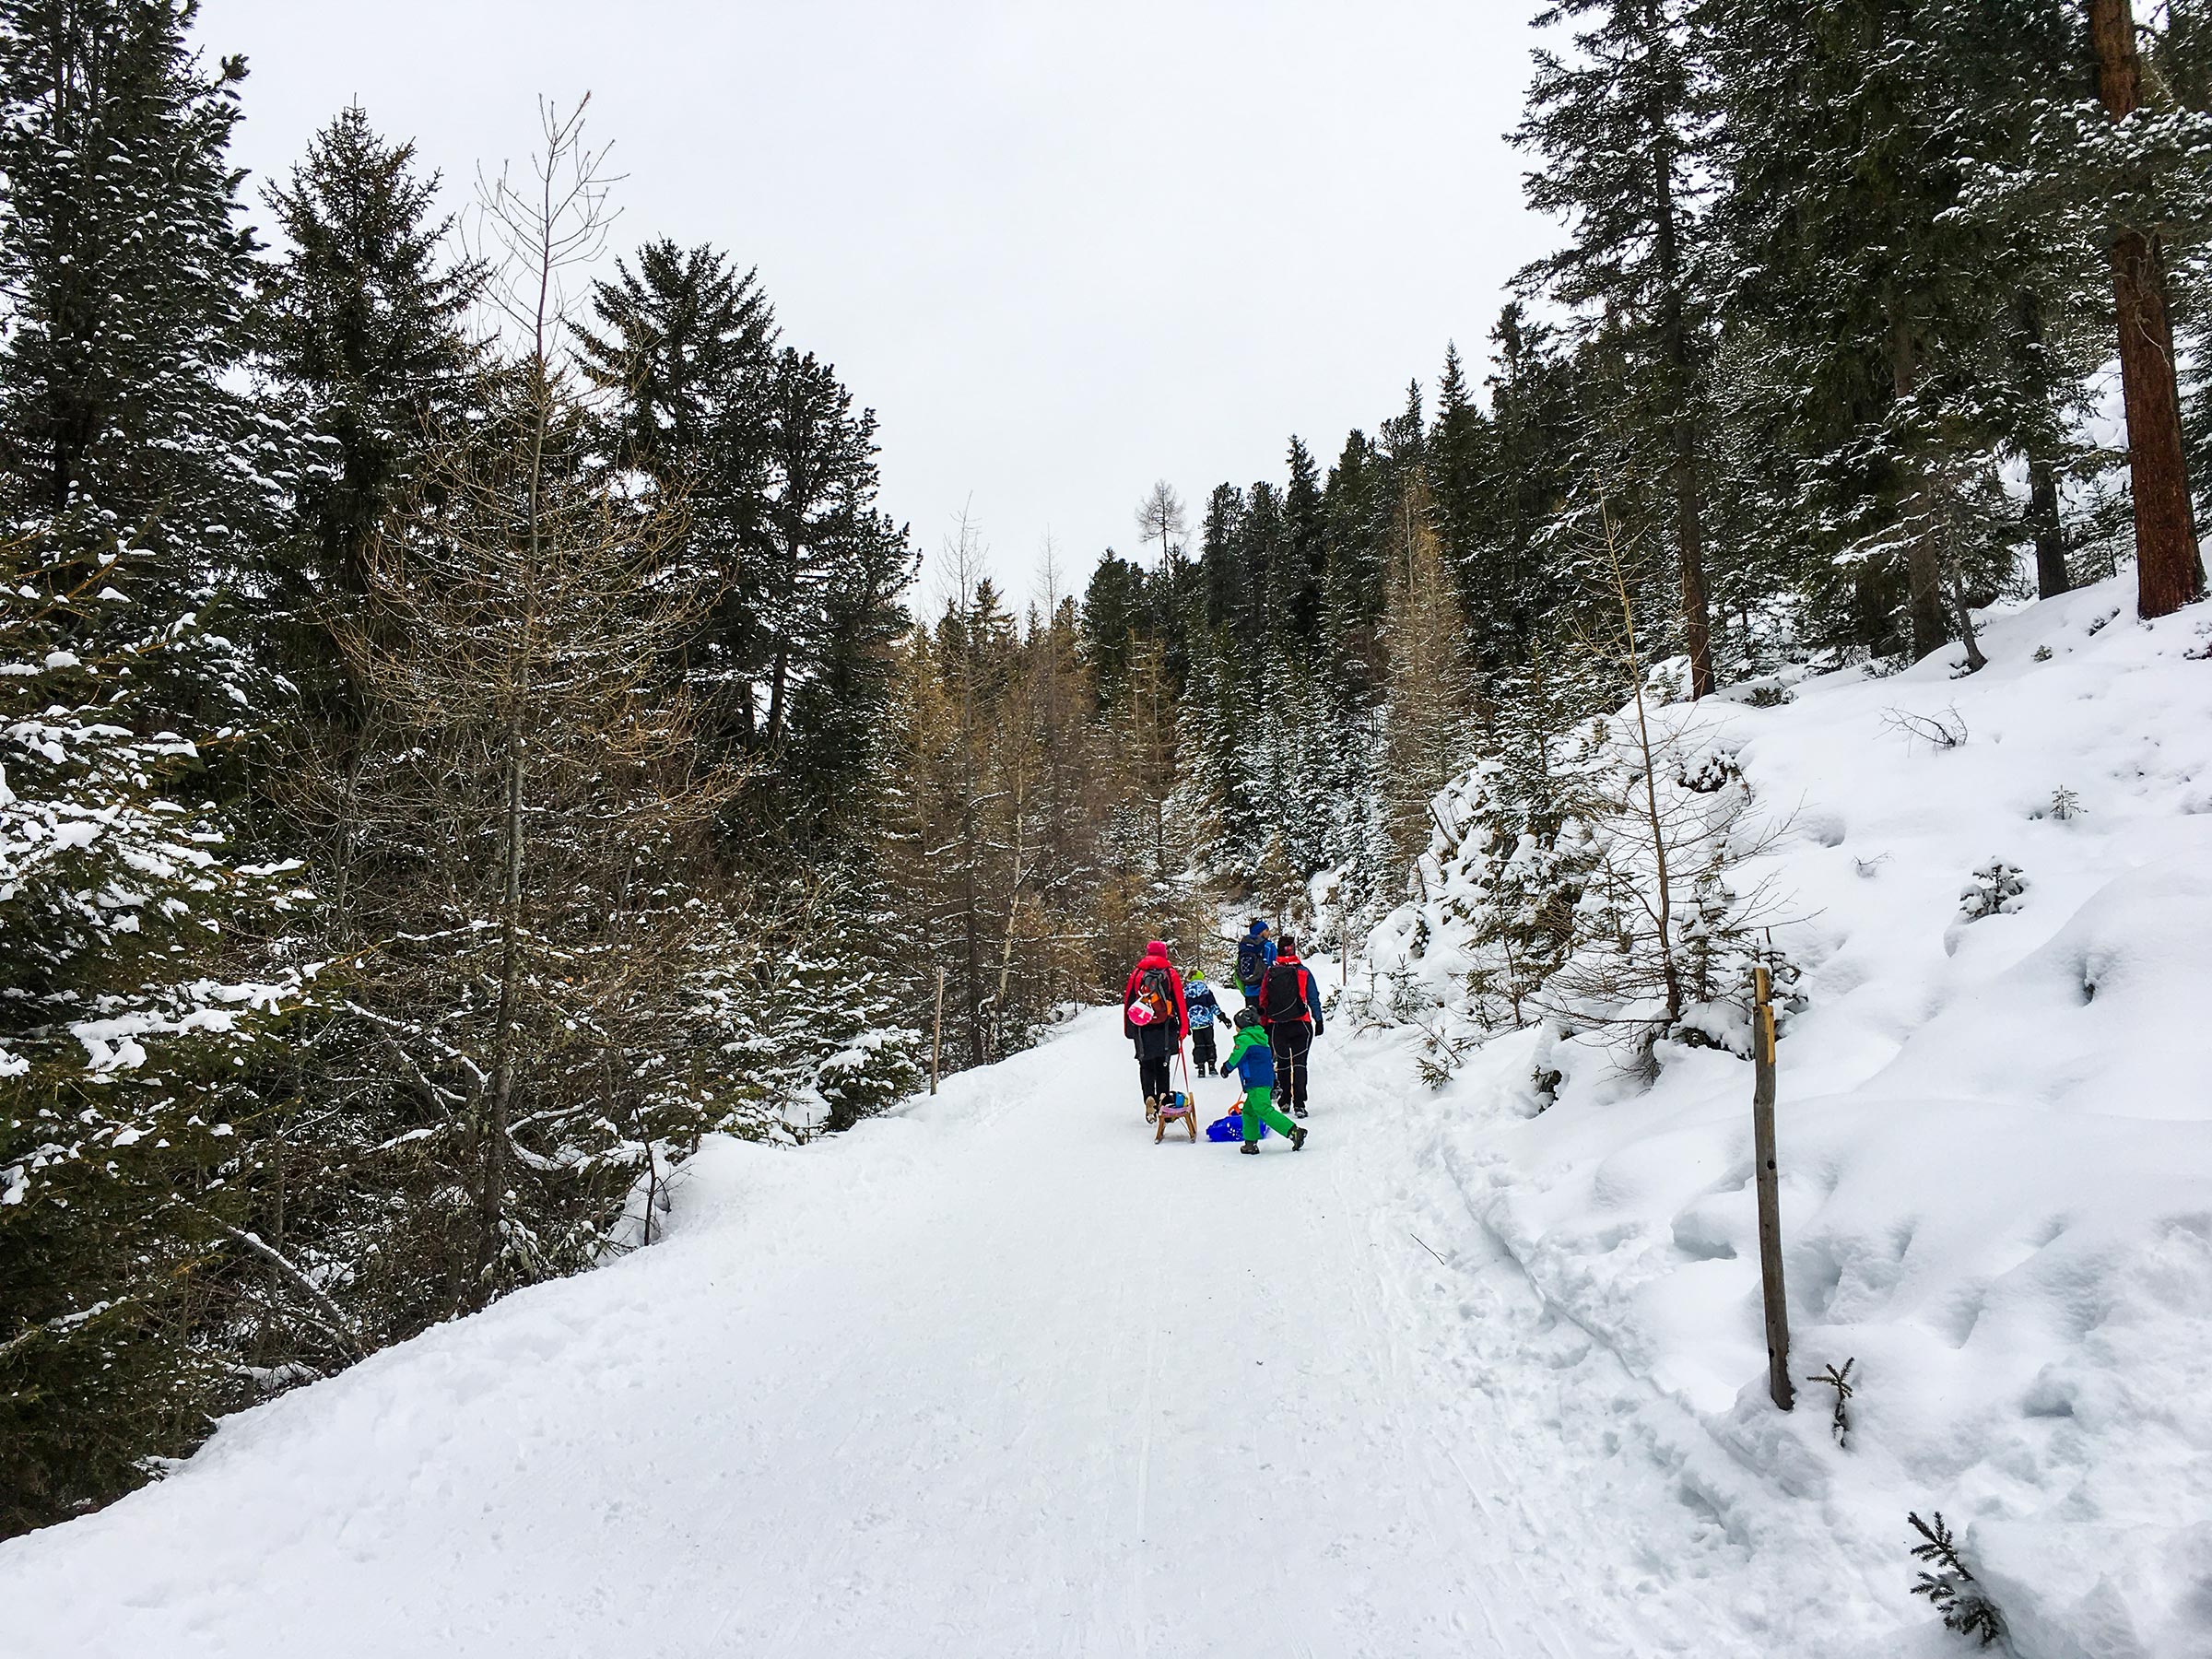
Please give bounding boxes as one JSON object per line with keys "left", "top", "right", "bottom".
{"left": 1752, "top": 964, "right": 1794, "bottom": 1411}
{"left": 931, "top": 967, "right": 946, "bottom": 1096}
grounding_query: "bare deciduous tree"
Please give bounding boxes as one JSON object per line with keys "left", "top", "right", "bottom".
{"left": 1135, "top": 479, "right": 1188, "bottom": 566}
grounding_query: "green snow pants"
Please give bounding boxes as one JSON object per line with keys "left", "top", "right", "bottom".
{"left": 1241, "top": 1084, "right": 1298, "bottom": 1144}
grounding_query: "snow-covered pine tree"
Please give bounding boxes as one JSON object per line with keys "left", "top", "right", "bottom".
{"left": 1515, "top": 0, "right": 1720, "bottom": 698}
{"left": 1474, "top": 303, "right": 1580, "bottom": 668}
{"left": 1701, "top": 0, "right": 2088, "bottom": 664}
{"left": 0, "top": 0, "right": 322, "bottom": 1531}
{"left": 258, "top": 101, "right": 487, "bottom": 716}
{"left": 0, "top": 523, "right": 312, "bottom": 1534}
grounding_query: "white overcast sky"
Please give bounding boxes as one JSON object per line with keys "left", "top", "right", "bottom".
{"left": 208, "top": 0, "right": 1552, "bottom": 598}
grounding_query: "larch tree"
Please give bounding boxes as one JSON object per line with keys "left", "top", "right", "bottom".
{"left": 1379, "top": 474, "right": 1480, "bottom": 873}
{"left": 330, "top": 103, "right": 733, "bottom": 1307}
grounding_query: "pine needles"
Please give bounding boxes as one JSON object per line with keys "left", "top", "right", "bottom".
{"left": 1806, "top": 1357, "right": 1855, "bottom": 1447}
{"left": 1907, "top": 1511, "right": 2006, "bottom": 1647}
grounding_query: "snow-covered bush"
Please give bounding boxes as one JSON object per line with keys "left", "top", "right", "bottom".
{"left": 1956, "top": 857, "right": 2028, "bottom": 923}
{"left": 687, "top": 862, "right": 927, "bottom": 1139}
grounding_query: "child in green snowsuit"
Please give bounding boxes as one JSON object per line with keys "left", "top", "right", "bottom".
{"left": 1226, "top": 1010, "right": 1306, "bottom": 1154}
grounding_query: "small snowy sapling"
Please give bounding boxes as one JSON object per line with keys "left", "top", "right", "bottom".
{"left": 1531, "top": 1064, "right": 1564, "bottom": 1112}
{"left": 2041, "top": 786, "right": 2084, "bottom": 822}
{"left": 1806, "top": 1358, "right": 1855, "bottom": 1447}
{"left": 1907, "top": 1511, "right": 2006, "bottom": 1646}
{"left": 1957, "top": 859, "right": 2028, "bottom": 923}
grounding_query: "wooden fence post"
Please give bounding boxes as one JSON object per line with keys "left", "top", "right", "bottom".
{"left": 1752, "top": 963, "right": 1794, "bottom": 1411}
{"left": 930, "top": 966, "right": 947, "bottom": 1096}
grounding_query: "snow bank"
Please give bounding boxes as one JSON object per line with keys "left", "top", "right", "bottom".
{"left": 1361, "top": 577, "right": 2212, "bottom": 1657}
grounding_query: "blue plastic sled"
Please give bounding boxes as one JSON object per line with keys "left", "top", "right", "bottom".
{"left": 1206, "top": 1113, "right": 1266, "bottom": 1143}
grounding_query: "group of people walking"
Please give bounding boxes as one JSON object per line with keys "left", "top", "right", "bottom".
{"left": 1121, "top": 918, "right": 1324, "bottom": 1156}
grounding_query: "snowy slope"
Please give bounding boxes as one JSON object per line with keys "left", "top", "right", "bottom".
{"left": 1364, "top": 576, "right": 2212, "bottom": 1659}
{"left": 2, "top": 1002, "right": 1862, "bottom": 1659}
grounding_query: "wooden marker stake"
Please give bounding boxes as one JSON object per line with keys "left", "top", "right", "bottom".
{"left": 1752, "top": 963, "right": 1794, "bottom": 1411}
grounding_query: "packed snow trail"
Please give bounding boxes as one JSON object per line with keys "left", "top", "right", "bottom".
{"left": 0, "top": 1004, "right": 1814, "bottom": 1658}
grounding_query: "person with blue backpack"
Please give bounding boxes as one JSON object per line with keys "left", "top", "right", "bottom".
{"left": 1225, "top": 1007, "right": 1306, "bottom": 1155}
{"left": 1232, "top": 918, "right": 1276, "bottom": 1007}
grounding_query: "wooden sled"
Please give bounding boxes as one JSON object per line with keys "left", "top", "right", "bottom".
{"left": 1154, "top": 1090, "right": 1198, "bottom": 1143}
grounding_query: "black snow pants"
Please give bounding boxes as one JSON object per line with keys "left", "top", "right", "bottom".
{"left": 1137, "top": 1052, "right": 1172, "bottom": 1103}
{"left": 1191, "top": 1025, "right": 1218, "bottom": 1074}
{"left": 1269, "top": 1020, "right": 1312, "bottom": 1114}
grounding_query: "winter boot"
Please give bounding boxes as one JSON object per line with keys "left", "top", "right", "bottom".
{"left": 1240, "top": 1140, "right": 1260, "bottom": 1156}
{"left": 1145, "top": 1095, "right": 1159, "bottom": 1124}
{"left": 1293, "top": 1103, "right": 1308, "bottom": 1120}
{"left": 1290, "top": 1124, "right": 1309, "bottom": 1151}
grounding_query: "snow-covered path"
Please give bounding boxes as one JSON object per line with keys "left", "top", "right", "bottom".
{"left": 2, "top": 1006, "right": 1792, "bottom": 1658}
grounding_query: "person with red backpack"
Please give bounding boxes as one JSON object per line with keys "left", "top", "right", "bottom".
{"left": 1122, "top": 940, "right": 1189, "bottom": 1124}
{"left": 1256, "top": 935, "right": 1324, "bottom": 1120}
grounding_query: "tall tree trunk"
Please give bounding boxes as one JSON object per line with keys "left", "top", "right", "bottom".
{"left": 479, "top": 188, "right": 561, "bottom": 1298}
{"left": 479, "top": 469, "right": 533, "bottom": 1300}
{"left": 2028, "top": 457, "right": 2071, "bottom": 599}
{"left": 1648, "top": 34, "right": 1715, "bottom": 700}
{"left": 1889, "top": 316, "right": 1947, "bottom": 659}
{"left": 765, "top": 644, "right": 790, "bottom": 747}
{"left": 1949, "top": 572, "right": 1989, "bottom": 673}
{"left": 2013, "top": 290, "right": 2074, "bottom": 600}
{"left": 2088, "top": 0, "right": 2206, "bottom": 618}
{"left": 961, "top": 817, "right": 983, "bottom": 1067}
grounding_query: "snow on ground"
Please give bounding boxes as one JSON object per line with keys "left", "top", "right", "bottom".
{"left": 5, "top": 576, "right": 2207, "bottom": 1659}
{"left": 1364, "top": 575, "right": 2212, "bottom": 1659}
{"left": 3, "top": 998, "right": 1843, "bottom": 1659}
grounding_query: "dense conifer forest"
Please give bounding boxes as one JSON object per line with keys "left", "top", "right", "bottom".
{"left": 3, "top": 0, "right": 2206, "bottom": 1535}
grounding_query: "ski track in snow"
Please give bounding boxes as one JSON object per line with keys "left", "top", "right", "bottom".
{"left": 0, "top": 1005, "right": 1805, "bottom": 1659}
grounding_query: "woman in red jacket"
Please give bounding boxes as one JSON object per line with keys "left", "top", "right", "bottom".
{"left": 1122, "top": 940, "right": 1188, "bottom": 1123}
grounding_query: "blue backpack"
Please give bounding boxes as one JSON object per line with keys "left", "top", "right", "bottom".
{"left": 1235, "top": 936, "right": 1265, "bottom": 984}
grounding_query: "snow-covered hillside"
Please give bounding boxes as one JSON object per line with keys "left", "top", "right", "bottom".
{"left": 1365, "top": 574, "right": 2212, "bottom": 1659}
{"left": 3, "top": 577, "right": 2207, "bottom": 1659}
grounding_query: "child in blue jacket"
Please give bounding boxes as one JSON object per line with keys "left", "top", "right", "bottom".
{"left": 1187, "top": 969, "right": 1222, "bottom": 1075}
